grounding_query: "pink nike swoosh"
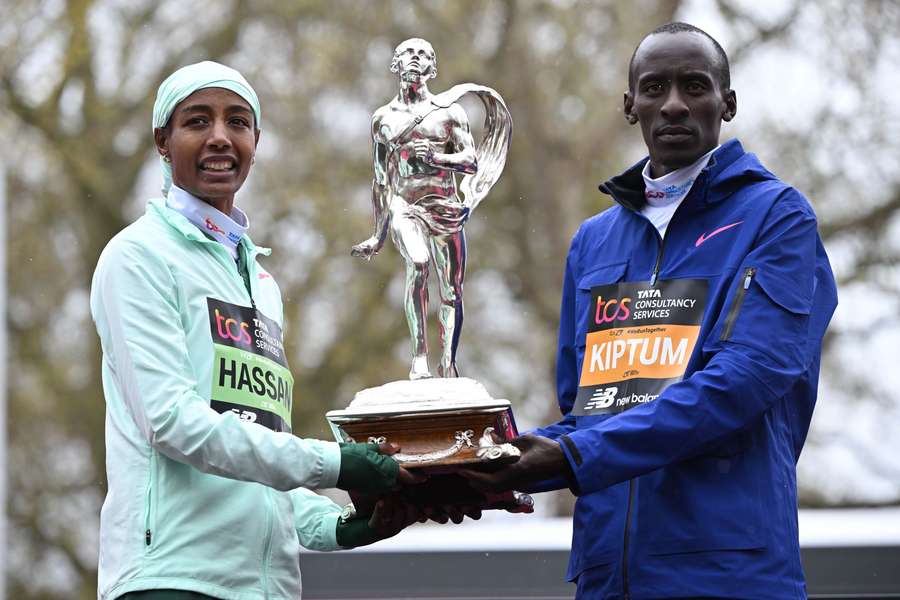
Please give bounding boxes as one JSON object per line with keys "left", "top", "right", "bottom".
{"left": 695, "top": 220, "right": 744, "bottom": 247}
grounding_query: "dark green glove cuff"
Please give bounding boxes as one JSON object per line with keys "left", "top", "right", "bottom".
{"left": 335, "top": 514, "right": 381, "bottom": 549}
{"left": 336, "top": 442, "right": 400, "bottom": 494}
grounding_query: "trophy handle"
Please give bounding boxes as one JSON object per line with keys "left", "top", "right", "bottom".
{"left": 474, "top": 426, "right": 521, "bottom": 461}
{"left": 367, "top": 427, "right": 520, "bottom": 464}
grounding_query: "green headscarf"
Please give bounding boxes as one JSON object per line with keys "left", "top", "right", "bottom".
{"left": 152, "top": 61, "right": 262, "bottom": 195}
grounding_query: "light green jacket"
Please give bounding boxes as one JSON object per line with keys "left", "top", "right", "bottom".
{"left": 90, "top": 198, "right": 343, "bottom": 600}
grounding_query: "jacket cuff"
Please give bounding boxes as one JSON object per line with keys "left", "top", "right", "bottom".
{"left": 558, "top": 435, "right": 583, "bottom": 496}
{"left": 321, "top": 512, "right": 342, "bottom": 550}
{"left": 319, "top": 441, "right": 342, "bottom": 488}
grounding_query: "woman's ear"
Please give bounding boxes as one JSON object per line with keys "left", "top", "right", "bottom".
{"left": 154, "top": 127, "right": 169, "bottom": 159}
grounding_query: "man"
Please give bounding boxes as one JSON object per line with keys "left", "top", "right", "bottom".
{"left": 462, "top": 22, "right": 838, "bottom": 599}
{"left": 351, "top": 38, "right": 511, "bottom": 380}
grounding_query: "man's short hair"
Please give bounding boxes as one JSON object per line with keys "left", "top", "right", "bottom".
{"left": 628, "top": 22, "right": 731, "bottom": 92}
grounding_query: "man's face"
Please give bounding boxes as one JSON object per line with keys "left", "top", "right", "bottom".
{"left": 624, "top": 32, "right": 736, "bottom": 176}
{"left": 394, "top": 39, "right": 436, "bottom": 83}
{"left": 154, "top": 87, "right": 260, "bottom": 210}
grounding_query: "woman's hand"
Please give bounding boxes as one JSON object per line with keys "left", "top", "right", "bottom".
{"left": 336, "top": 441, "right": 424, "bottom": 494}
{"left": 335, "top": 493, "right": 424, "bottom": 548}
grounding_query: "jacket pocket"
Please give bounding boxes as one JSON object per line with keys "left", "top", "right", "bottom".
{"left": 720, "top": 267, "right": 755, "bottom": 341}
{"left": 717, "top": 265, "right": 813, "bottom": 368}
{"left": 575, "top": 262, "right": 628, "bottom": 346}
{"left": 568, "top": 488, "right": 625, "bottom": 580}
{"left": 143, "top": 450, "right": 159, "bottom": 552}
{"left": 644, "top": 453, "right": 766, "bottom": 555}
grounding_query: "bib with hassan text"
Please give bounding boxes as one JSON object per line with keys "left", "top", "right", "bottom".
{"left": 207, "top": 298, "right": 293, "bottom": 432}
{"left": 573, "top": 279, "right": 707, "bottom": 416}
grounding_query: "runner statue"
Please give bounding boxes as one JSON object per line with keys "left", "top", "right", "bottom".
{"left": 351, "top": 38, "right": 512, "bottom": 380}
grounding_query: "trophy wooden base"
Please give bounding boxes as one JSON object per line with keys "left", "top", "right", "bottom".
{"left": 327, "top": 401, "right": 519, "bottom": 470}
{"left": 326, "top": 378, "right": 534, "bottom": 512}
{"left": 326, "top": 378, "right": 522, "bottom": 470}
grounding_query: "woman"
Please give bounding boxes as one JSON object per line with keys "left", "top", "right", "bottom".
{"left": 90, "top": 61, "right": 418, "bottom": 600}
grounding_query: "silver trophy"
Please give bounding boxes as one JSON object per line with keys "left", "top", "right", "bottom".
{"left": 328, "top": 40, "right": 530, "bottom": 515}
{"left": 349, "top": 37, "right": 512, "bottom": 380}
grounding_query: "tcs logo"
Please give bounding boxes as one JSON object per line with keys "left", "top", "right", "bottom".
{"left": 595, "top": 295, "right": 632, "bottom": 324}
{"left": 215, "top": 309, "right": 251, "bottom": 346}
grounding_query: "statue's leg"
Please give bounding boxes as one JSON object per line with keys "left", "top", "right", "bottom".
{"left": 431, "top": 230, "right": 466, "bottom": 378}
{"left": 390, "top": 211, "right": 432, "bottom": 380}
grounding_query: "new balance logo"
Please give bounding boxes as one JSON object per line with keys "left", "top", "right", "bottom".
{"left": 585, "top": 386, "right": 618, "bottom": 411}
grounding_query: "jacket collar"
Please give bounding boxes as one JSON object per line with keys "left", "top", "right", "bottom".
{"left": 598, "top": 139, "right": 751, "bottom": 212}
{"left": 146, "top": 197, "right": 271, "bottom": 257}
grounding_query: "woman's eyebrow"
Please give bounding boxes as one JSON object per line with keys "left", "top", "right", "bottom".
{"left": 177, "top": 104, "right": 252, "bottom": 115}
{"left": 177, "top": 103, "right": 212, "bottom": 114}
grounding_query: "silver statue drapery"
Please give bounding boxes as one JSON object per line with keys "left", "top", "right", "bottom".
{"left": 351, "top": 38, "right": 512, "bottom": 380}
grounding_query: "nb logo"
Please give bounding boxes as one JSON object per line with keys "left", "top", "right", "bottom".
{"left": 231, "top": 409, "right": 258, "bottom": 423}
{"left": 586, "top": 386, "right": 618, "bottom": 410}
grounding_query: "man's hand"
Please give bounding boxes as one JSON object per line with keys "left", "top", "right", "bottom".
{"left": 350, "top": 236, "right": 381, "bottom": 261}
{"left": 335, "top": 494, "right": 423, "bottom": 548}
{"left": 420, "top": 503, "right": 482, "bottom": 525}
{"left": 411, "top": 139, "right": 435, "bottom": 165}
{"left": 336, "top": 442, "right": 423, "bottom": 494}
{"left": 458, "top": 435, "right": 571, "bottom": 493}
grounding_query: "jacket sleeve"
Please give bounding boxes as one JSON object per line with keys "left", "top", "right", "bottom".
{"left": 290, "top": 488, "right": 343, "bottom": 551}
{"left": 559, "top": 191, "right": 835, "bottom": 495}
{"left": 90, "top": 238, "right": 341, "bottom": 492}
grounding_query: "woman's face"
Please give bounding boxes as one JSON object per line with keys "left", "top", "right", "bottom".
{"left": 154, "top": 87, "right": 259, "bottom": 211}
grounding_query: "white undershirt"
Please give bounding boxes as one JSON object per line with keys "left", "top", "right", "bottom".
{"left": 166, "top": 185, "right": 249, "bottom": 259}
{"left": 641, "top": 145, "right": 718, "bottom": 238}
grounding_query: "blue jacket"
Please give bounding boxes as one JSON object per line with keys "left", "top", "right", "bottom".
{"left": 532, "top": 140, "right": 837, "bottom": 599}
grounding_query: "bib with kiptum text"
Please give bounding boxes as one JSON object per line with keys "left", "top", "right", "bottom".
{"left": 574, "top": 279, "right": 707, "bottom": 416}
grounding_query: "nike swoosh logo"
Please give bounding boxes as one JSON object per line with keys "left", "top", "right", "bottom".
{"left": 695, "top": 221, "right": 744, "bottom": 247}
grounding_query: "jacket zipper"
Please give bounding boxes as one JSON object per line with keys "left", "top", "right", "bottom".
{"left": 625, "top": 200, "right": 692, "bottom": 596}
{"left": 144, "top": 450, "right": 158, "bottom": 551}
{"left": 236, "top": 241, "right": 272, "bottom": 593}
{"left": 721, "top": 267, "right": 756, "bottom": 340}
{"left": 622, "top": 180, "right": 706, "bottom": 596}
{"left": 649, "top": 229, "right": 666, "bottom": 286}
{"left": 261, "top": 488, "right": 275, "bottom": 595}
{"left": 236, "top": 245, "right": 257, "bottom": 309}
{"left": 625, "top": 222, "right": 665, "bottom": 596}
{"left": 203, "top": 236, "right": 258, "bottom": 308}
{"left": 622, "top": 479, "right": 635, "bottom": 599}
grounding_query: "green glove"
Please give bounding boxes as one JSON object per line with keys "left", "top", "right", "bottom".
{"left": 336, "top": 442, "right": 400, "bottom": 494}
{"left": 335, "top": 506, "right": 381, "bottom": 549}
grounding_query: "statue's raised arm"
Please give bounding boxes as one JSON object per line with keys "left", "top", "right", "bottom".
{"left": 351, "top": 110, "right": 392, "bottom": 260}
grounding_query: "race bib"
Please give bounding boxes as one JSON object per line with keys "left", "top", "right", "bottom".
{"left": 573, "top": 279, "right": 707, "bottom": 416}
{"left": 207, "top": 298, "right": 293, "bottom": 432}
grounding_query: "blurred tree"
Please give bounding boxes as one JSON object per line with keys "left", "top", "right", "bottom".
{"left": 1, "top": 0, "right": 898, "bottom": 597}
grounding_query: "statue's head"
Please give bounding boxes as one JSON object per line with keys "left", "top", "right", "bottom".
{"left": 390, "top": 38, "right": 437, "bottom": 82}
